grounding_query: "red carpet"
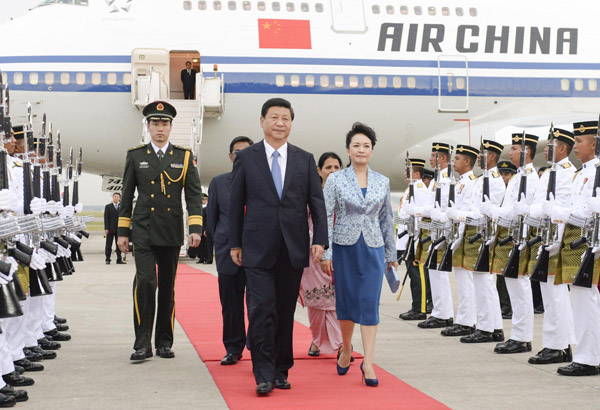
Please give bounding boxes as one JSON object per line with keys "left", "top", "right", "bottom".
{"left": 175, "top": 263, "right": 448, "bottom": 410}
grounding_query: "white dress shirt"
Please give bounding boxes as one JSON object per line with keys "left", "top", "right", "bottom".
{"left": 264, "top": 140, "right": 287, "bottom": 183}
{"left": 151, "top": 141, "right": 170, "bottom": 157}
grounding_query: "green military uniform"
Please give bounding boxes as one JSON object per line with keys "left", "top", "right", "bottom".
{"left": 118, "top": 101, "right": 203, "bottom": 351}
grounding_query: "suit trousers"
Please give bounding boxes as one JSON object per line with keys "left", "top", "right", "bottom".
{"left": 454, "top": 268, "right": 476, "bottom": 327}
{"left": 184, "top": 88, "right": 194, "bottom": 100}
{"left": 429, "top": 269, "right": 454, "bottom": 320}
{"left": 218, "top": 269, "right": 247, "bottom": 355}
{"left": 571, "top": 286, "right": 600, "bottom": 366}
{"left": 132, "top": 244, "right": 180, "bottom": 350}
{"left": 105, "top": 233, "right": 121, "bottom": 262}
{"left": 245, "top": 243, "right": 303, "bottom": 384}
{"left": 473, "top": 272, "right": 503, "bottom": 333}
{"left": 406, "top": 260, "right": 427, "bottom": 313}
{"left": 3, "top": 298, "right": 28, "bottom": 361}
{"left": 505, "top": 276, "right": 534, "bottom": 342}
{"left": 541, "top": 277, "right": 575, "bottom": 350}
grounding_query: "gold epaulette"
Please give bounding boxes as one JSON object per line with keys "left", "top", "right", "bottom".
{"left": 443, "top": 172, "right": 448, "bottom": 178}
{"left": 12, "top": 160, "right": 22, "bottom": 167}
{"left": 562, "top": 162, "right": 572, "bottom": 169}
{"left": 417, "top": 182, "right": 424, "bottom": 188}
{"left": 174, "top": 145, "right": 192, "bottom": 151}
{"left": 492, "top": 171, "right": 500, "bottom": 178}
{"left": 526, "top": 168, "right": 533, "bottom": 174}
{"left": 128, "top": 144, "right": 146, "bottom": 151}
{"left": 469, "top": 174, "right": 477, "bottom": 180}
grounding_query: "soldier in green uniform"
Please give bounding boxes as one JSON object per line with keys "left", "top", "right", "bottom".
{"left": 117, "top": 101, "right": 204, "bottom": 361}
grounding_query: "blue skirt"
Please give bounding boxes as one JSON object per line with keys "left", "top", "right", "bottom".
{"left": 332, "top": 234, "right": 385, "bottom": 325}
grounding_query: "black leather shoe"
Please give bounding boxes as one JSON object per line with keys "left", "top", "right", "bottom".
{"left": 54, "top": 315, "right": 67, "bottom": 324}
{"left": 399, "top": 310, "right": 427, "bottom": 321}
{"left": 461, "top": 329, "right": 493, "bottom": 343}
{"left": 0, "top": 392, "right": 15, "bottom": 408}
{"left": 418, "top": 316, "right": 453, "bottom": 329}
{"left": 130, "top": 348, "right": 153, "bottom": 361}
{"left": 529, "top": 347, "right": 572, "bottom": 364}
{"left": 156, "top": 347, "right": 175, "bottom": 358}
{"left": 37, "top": 338, "right": 61, "bottom": 350}
{"left": 0, "top": 385, "right": 27, "bottom": 403}
{"left": 426, "top": 303, "right": 433, "bottom": 314}
{"left": 55, "top": 323, "right": 69, "bottom": 332}
{"left": 105, "top": 261, "right": 110, "bottom": 264}
{"left": 534, "top": 305, "right": 545, "bottom": 314}
{"left": 502, "top": 312, "right": 512, "bottom": 320}
{"left": 13, "top": 359, "right": 43, "bottom": 372}
{"left": 23, "top": 349, "right": 42, "bottom": 362}
{"left": 13, "top": 366, "right": 24, "bottom": 375}
{"left": 492, "top": 329, "right": 505, "bottom": 342}
{"left": 2, "top": 371, "right": 34, "bottom": 387}
{"left": 441, "top": 324, "right": 474, "bottom": 337}
{"left": 221, "top": 353, "right": 242, "bottom": 365}
{"left": 494, "top": 339, "right": 532, "bottom": 354}
{"left": 44, "top": 329, "right": 71, "bottom": 341}
{"left": 27, "top": 346, "right": 56, "bottom": 360}
{"left": 558, "top": 362, "right": 599, "bottom": 376}
{"left": 274, "top": 378, "right": 291, "bottom": 389}
{"left": 256, "top": 382, "right": 273, "bottom": 395}
{"left": 116, "top": 261, "right": 126, "bottom": 264}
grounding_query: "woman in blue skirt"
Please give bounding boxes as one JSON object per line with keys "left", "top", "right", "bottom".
{"left": 321, "top": 122, "right": 397, "bottom": 386}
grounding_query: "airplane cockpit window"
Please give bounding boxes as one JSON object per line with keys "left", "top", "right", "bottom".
{"left": 455, "top": 7, "right": 464, "bottom": 16}
{"left": 400, "top": 6, "right": 408, "bottom": 15}
{"left": 286, "top": 2, "right": 294, "bottom": 11}
{"left": 315, "top": 3, "right": 324, "bottom": 12}
{"left": 183, "top": 1, "right": 192, "bottom": 10}
{"left": 414, "top": 6, "right": 422, "bottom": 15}
{"left": 300, "top": 2, "right": 309, "bottom": 12}
{"left": 272, "top": 2, "right": 280, "bottom": 11}
{"left": 442, "top": 7, "right": 450, "bottom": 16}
{"left": 36, "top": 0, "right": 88, "bottom": 7}
{"left": 258, "top": 1, "right": 266, "bottom": 11}
{"left": 371, "top": 5, "right": 380, "bottom": 14}
{"left": 386, "top": 5, "right": 394, "bottom": 14}
{"left": 228, "top": 1, "right": 236, "bottom": 10}
{"left": 213, "top": 1, "right": 222, "bottom": 10}
{"left": 198, "top": 1, "right": 207, "bottom": 10}
{"left": 243, "top": 1, "right": 251, "bottom": 10}
{"left": 469, "top": 7, "right": 477, "bottom": 16}
{"left": 428, "top": 6, "right": 436, "bottom": 16}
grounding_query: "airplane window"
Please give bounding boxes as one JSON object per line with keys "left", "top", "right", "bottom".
{"left": 407, "top": 77, "right": 416, "bottom": 89}
{"left": 456, "top": 77, "right": 465, "bottom": 90}
{"left": 386, "top": 5, "right": 394, "bottom": 14}
{"left": 29, "top": 73, "right": 39, "bottom": 86}
{"left": 75, "top": 73, "right": 85, "bottom": 85}
{"left": 574, "top": 79, "right": 584, "bottom": 91}
{"left": 320, "top": 75, "right": 330, "bottom": 87}
{"left": 183, "top": 1, "right": 192, "bottom": 10}
{"left": 301, "top": 2, "right": 309, "bottom": 12}
{"left": 213, "top": 1, "right": 222, "bottom": 10}
{"left": 335, "top": 75, "right": 344, "bottom": 87}
{"left": 107, "top": 73, "right": 117, "bottom": 85}
{"left": 291, "top": 75, "right": 300, "bottom": 87}
{"left": 243, "top": 1, "right": 251, "bottom": 10}
{"left": 92, "top": 73, "right": 101, "bottom": 85}
{"left": 275, "top": 74, "right": 285, "bottom": 87}
{"left": 45, "top": 72, "right": 54, "bottom": 85}
{"left": 349, "top": 76, "right": 358, "bottom": 88}
{"left": 372, "top": 5, "right": 380, "bottom": 14}
{"left": 13, "top": 73, "right": 23, "bottom": 86}
{"left": 414, "top": 6, "right": 422, "bottom": 15}
{"left": 228, "top": 1, "right": 236, "bottom": 10}
{"left": 469, "top": 8, "right": 477, "bottom": 16}
{"left": 393, "top": 76, "right": 402, "bottom": 88}
{"left": 60, "top": 72, "right": 70, "bottom": 85}
{"left": 455, "top": 7, "right": 463, "bottom": 16}
{"left": 198, "top": 1, "right": 207, "bottom": 10}
{"left": 400, "top": 6, "right": 408, "bottom": 15}
{"left": 442, "top": 7, "right": 450, "bottom": 16}
{"left": 428, "top": 6, "right": 435, "bottom": 16}
{"left": 560, "top": 79, "right": 570, "bottom": 91}
{"left": 589, "top": 79, "right": 597, "bottom": 91}
{"left": 364, "top": 76, "right": 373, "bottom": 88}
{"left": 315, "top": 3, "right": 323, "bottom": 12}
{"left": 272, "top": 2, "right": 280, "bottom": 11}
{"left": 378, "top": 76, "right": 388, "bottom": 88}
{"left": 258, "top": 1, "right": 266, "bottom": 10}
{"left": 286, "top": 2, "right": 294, "bottom": 11}
{"left": 122, "top": 73, "right": 132, "bottom": 85}
{"left": 305, "top": 75, "right": 314, "bottom": 87}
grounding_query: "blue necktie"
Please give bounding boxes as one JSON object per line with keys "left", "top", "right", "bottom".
{"left": 271, "top": 151, "right": 282, "bottom": 199}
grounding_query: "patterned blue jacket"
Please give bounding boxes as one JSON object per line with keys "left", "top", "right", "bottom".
{"left": 322, "top": 166, "right": 395, "bottom": 262}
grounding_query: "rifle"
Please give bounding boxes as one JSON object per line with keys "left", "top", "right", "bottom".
{"left": 396, "top": 153, "right": 416, "bottom": 300}
{"left": 503, "top": 131, "right": 529, "bottom": 279}
{"left": 72, "top": 147, "right": 82, "bottom": 206}
{"left": 530, "top": 123, "right": 557, "bottom": 283}
{"left": 469, "top": 137, "right": 493, "bottom": 272}
{"left": 424, "top": 151, "right": 444, "bottom": 270}
{"left": 438, "top": 146, "right": 456, "bottom": 272}
{"left": 572, "top": 115, "right": 600, "bottom": 288}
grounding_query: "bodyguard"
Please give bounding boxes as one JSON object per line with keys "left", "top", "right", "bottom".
{"left": 117, "top": 101, "right": 204, "bottom": 361}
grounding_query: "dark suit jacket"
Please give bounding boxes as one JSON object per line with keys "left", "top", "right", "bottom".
{"left": 228, "top": 140, "right": 328, "bottom": 269}
{"left": 180, "top": 68, "right": 196, "bottom": 90}
{"left": 207, "top": 172, "right": 240, "bottom": 275}
{"left": 104, "top": 202, "right": 119, "bottom": 234}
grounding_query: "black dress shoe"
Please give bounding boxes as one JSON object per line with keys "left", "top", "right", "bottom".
{"left": 55, "top": 323, "right": 69, "bottom": 332}
{"left": 44, "top": 329, "right": 71, "bottom": 341}
{"left": 460, "top": 329, "right": 493, "bottom": 343}
{"left": 130, "top": 348, "right": 153, "bottom": 361}
{"left": 418, "top": 316, "right": 453, "bottom": 329}
{"left": 426, "top": 303, "right": 433, "bottom": 314}
{"left": 399, "top": 310, "right": 427, "bottom": 321}
{"left": 256, "top": 382, "right": 273, "bottom": 395}
{"left": 502, "top": 312, "right": 513, "bottom": 320}
{"left": 13, "top": 359, "right": 44, "bottom": 372}
{"left": 534, "top": 305, "right": 545, "bottom": 314}
{"left": 13, "top": 366, "right": 24, "bottom": 375}
{"left": 54, "top": 315, "right": 67, "bottom": 324}
{"left": 274, "top": 378, "right": 291, "bottom": 389}
{"left": 105, "top": 261, "right": 110, "bottom": 264}
{"left": 0, "top": 392, "right": 15, "bottom": 408}
{"left": 0, "top": 385, "right": 27, "bottom": 403}
{"left": 492, "top": 329, "right": 505, "bottom": 342}
{"left": 221, "top": 353, "right": 242, "bottom": 365}
{"left": 27, "top": 346, "right": 56, "bottom": 360}
{"left": 494, "top": 339, "right": 532, "bottom": 354}
{"left": 2, "top": 371, "right": 34, "bottom": 387}
{"left": 37, "top": 338, "right": 61, "bottom": 350}
{"left": 156, "top": 347, "right": 175, "bottom": 358}
{"left": 441, "top": 324, "right": 475, "bottom": 337}
{"left": 116, "top": 261, "right": 126, "bottom": 264}
{"left": 23, "top": 349, "right": 42, "bottom": 362}
{"left": 558, "top": 362, "right": 600, "bottom": 376}
{"left": 529, "top": 347, "right": 572, "bottom": 364}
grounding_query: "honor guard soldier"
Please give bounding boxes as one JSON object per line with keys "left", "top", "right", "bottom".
{"left": 117, "top": 101, "right": 204, "bottom": 361}
{"left": 550, "top": 121, "right": 600, "bottom": 376}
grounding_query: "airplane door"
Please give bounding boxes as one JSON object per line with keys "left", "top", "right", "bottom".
{"left": 437, "top": 55, "right": 469, "bottom": 113}
{"left": 330, "top": 0, "right": 367, "bottom": 33}
{"left": 131, "top": 48, "right": 170, "bottom": 107}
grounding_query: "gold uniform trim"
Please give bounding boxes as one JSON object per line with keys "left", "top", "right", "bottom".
{"left": 118, "top": 217, "right": 131, "bottom": 228}
{"left": 456, "top": 146, "right": 479, "bottom": 156}
{"left": 188, "top": 215, "right": 203, "bottom": 226}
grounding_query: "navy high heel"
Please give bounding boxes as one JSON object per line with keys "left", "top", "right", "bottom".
{"left": 336, "top": 346, "right": 352, "bottom": 375}
{"left": 360, "top": 362, "right": 379, "bottom": 387}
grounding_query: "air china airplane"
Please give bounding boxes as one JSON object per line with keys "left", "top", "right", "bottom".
{"left": 1, "top": 0, "right": 600, "bottom": 191}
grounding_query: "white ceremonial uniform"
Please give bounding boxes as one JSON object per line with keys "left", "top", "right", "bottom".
{"left": 395, "top": 188, "right": 409, "bottom": 252}
{"left": 531, "top": 158, "right": 576, "bottom": 350}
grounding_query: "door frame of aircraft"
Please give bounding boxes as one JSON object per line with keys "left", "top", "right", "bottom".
{"left": 437, "top": 54, "right": 470, "bottom": 113}
{"left": 169, "top": 50, "right": 201, "bottom": 100}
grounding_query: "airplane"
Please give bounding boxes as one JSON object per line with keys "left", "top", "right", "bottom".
{"left": 1, "top": 0, "right": 600, "bottom": 192}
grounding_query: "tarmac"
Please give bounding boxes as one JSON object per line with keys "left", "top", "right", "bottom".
{"left": 15, "top": 233, "right": 600, "bottom": 409}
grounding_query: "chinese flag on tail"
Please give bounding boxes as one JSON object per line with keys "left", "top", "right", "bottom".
{"left": 258, "top": 19, "right": 312, "bottom": 49}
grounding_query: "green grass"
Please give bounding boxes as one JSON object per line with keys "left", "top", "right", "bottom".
{"left": 78, "top": 211, "right": 104, "bottom": 232}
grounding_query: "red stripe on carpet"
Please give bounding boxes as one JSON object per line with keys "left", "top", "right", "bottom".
{"left": 175, "top": 263, "right": 448, "bottom": 410}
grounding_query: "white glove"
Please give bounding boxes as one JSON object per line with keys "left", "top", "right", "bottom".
{"left": 0, "top": 274, "right": 8, "bottom": 285}
{"left": 466, "top": 208, "right": 482, "bottom": 221}
{"left": 587, "top": 188, "right": 600, "bottom": 214}
{"left": 431, "top": 208, "right": 448, "bottom": 223}
{"left": 62, "top": 205, "right": 75, "bottom": 218}
{"left": 414, "top": 206, "right": 431, "bottom": 218}
{"left": 403, "top": 202, "right": 415, "bottom": 216}
{"left": 75, "top": 203, "right": 83, "bottom": 213}
{"left": 529, "top": 203, "right": 544, "bottom": 219}
{"left": 5, "top": 256, "right": 17, "bottom": 278}
{"left": 514, "top": 200, "right": 530, "bottom": 216}
{"left": 550, "top": 205, "right": 571, "bottom": 224}
{"left": 29, "top": 251, "right": 48, "bottom": 270}
{"left": 446, "top": 201, "right": 458, "bottom": 221}
{"left": 451, "top": 233, "right": 463, "bottom": 251}
{"left": 497, "top": 206, "right": 515, "bottom": 221}
{"left": 38, "top": 248, "right": 56, "bottom": 264}
{"left": 46, "top": 200, "right": 57, "bottom": 215}
{"left": 485, "top": 234, "right": 496, "bottom": 246}
{"left": 544, "top": 242, "right": 561, "bottom": 257}
{"left": 0, "top": 189, "right": 17, "bottom": 212}
{"left": 70, "top": 233, "right": 82, "bottom": 243}
{"left": 30, "top": 197, "right": 47, "bottom": 215}
{"left": 593, "top": 246, "right": 600, "bottom": 259}
{"left": 480, "top": 197, "right": 497, "bottom": 218}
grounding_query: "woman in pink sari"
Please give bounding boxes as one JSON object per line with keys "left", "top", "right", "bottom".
{"left": 301, "top": 152, "right": 344, "bottom": 356}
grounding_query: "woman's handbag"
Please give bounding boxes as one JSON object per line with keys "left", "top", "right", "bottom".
{"left": 385, "top": 265, "right": 400, "bottom": 293}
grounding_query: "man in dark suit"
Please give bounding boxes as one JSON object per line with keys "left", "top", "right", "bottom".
{"left": 180, "top": 61, "right": 196, "bottom": 100}
{"left": 207, "top": 136, "right": 254, "bottom": 366}
{"left": 197, "top": 194, "right": 213, "bottom": 264}
{"left": 229, "top": 98, "right": 328, "bottom": 395}
{"left": 104, "top": 192, "right": 125, "bottom": 264}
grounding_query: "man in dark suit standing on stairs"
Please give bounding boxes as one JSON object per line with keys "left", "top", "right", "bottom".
{"left": 229, "top": 98, "right": 328, "bottom": 395}
{"left": 104, "top": 192, "right": 125, "bottom": 264}
{"left": 180, "top": 61, "right": 196, "bottom": 100}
